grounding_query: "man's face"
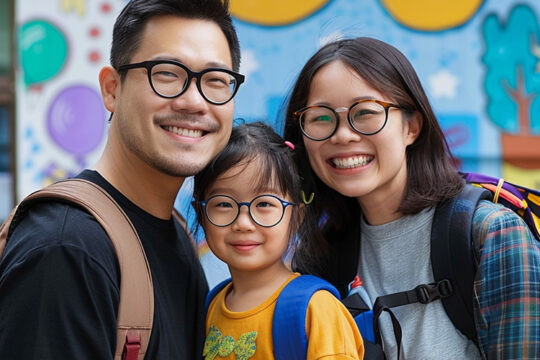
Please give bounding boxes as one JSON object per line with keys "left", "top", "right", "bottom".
{"left": 111, "top": 16, "right": 235, "bottom": 177}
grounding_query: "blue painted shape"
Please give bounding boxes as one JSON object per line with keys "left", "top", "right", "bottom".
{"left": 438, "top": 113, "right": 480, "bottom": 172}
{"left": 482, "top": 4, "right": 540, "bottom": 134}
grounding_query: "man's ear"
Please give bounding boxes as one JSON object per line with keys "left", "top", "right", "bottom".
{"left": 405, "top": 111, "right": 422, "bottom": 146}
{"left": 99, "top": 66, "right": 120, "bottom": 113}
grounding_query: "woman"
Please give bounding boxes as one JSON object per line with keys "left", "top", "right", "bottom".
{"left": 283, "top": 37, "right": 539, "bottom": 359}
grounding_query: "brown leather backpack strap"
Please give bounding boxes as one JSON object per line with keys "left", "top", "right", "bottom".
{"left": 0, "top": 179, "right": 153, "bottom": 360}
{"left": 0, "top": 206, "right": 19, "bottom": 256}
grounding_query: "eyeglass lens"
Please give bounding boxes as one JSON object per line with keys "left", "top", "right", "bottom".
{"left": 300, "top": 101, "right": 388, "bottom": 139}
{"left": 150, "top": 63, "right": 238, "bottom": 103}
{"left": 204, "top": 195, "right": 286, "bottom": 227}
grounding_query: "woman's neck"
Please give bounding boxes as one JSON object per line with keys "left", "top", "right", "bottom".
{"left": 357, "top": 172, "right": 408, "bottom": 225}
{"left": 225, "top": 263, "right": 293, "bottom": 312}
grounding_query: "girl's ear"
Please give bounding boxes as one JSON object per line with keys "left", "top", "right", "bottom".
{"left": 291, "top": 203, "right": 306, "bottom": 236}
{"left": 405, "top": 111, "right": 422, "bottom": 145}
{"left": 297, "top": 203, "right": 306, "bottom": 224}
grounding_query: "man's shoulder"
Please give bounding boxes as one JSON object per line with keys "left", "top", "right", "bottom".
{"left": 3, "top": 198, "right": 119, "bottom": 276}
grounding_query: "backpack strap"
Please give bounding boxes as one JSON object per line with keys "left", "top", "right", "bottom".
{"left": 204, "top": 275, "right": 340, "bottom": 360}
{"left": 430, "top": 184, "right": 491, "bottom": 342}
{"left": 205, "top": 278, "right": 232, "bottom": 311}
{"left": 0, "top": 179, "right": 153, "bottom": 360}
{"left": 463, "top": 171, "right": 540, "bottom": 241}
{"left": 272, "top": 275, "right": 340, "bottom": 360}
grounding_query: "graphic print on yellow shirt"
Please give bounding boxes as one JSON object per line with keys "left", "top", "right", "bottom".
{"left": 203, "top": 273, "right": 364, "bottom": 360}
{"left": 203, "top": 326, "right": 257, "bottom": 360}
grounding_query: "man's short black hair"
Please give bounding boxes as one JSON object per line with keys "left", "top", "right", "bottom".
{"left": 111, "top": 0, "right": 241, "bottom": 73}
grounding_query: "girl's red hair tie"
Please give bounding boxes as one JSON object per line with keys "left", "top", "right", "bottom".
{"left": 284, "top": 141, "right": 295, "bottom": 150}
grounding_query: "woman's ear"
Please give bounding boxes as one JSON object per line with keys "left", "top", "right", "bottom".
{"left": 405, "top": 111, "right": 423, "bottom": 145}
{"left": 99, "top": 66, "right": 120, "bottom": 113}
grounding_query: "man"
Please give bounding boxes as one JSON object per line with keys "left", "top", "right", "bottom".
{"left": 0, "top": 0, "right": 242, "bottom": 358}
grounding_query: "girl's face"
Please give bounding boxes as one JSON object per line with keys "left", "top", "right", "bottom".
{"left": 201, "top": 159, "right": 294, "bottom": 276}
{"left": 302, "top": 61, "right": 420, "bottom": 219}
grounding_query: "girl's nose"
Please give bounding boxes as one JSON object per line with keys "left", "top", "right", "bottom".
{"left": 231, "top": 206, "right": 256, "bottom": 232}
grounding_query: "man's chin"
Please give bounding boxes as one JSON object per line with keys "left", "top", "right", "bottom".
{"left": 156, "top": 160, "right": 209, "bottom": 178}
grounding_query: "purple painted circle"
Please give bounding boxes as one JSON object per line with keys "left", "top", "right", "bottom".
{"left": 47, "top": 85, "right": 105, "bottom": 155}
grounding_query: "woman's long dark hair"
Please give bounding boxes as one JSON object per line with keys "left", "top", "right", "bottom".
{"left": 283, "top": 37, "right": 464, "bottom": 273}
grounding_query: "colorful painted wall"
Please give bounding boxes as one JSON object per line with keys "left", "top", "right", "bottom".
{"left": 14, "top": 0, "right": 540, "bottom": 285}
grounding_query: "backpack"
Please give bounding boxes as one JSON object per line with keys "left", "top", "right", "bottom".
{"left": 204, "top": 274, "right": 343, "bottom": 360}
{"left": 360, "top": 173, "right": 540, "bottom": 357}
{"left": 0, "top": 178, "right": 192, "bottom": 360}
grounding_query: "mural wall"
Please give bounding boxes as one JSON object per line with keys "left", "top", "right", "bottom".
{"left": 15, "top": 0, "right": 540, "bottom": 286}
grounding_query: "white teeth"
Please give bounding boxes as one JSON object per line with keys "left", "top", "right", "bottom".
{"left": 332, "top": 155, "right": 373, "bottom": 169}
{"left": 164, "top": 126, "right": 203, "bottom": 138}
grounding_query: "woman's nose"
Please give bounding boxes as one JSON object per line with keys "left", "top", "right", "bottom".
{"left": 330, "top": 110, "right": 362, "bottom": 144}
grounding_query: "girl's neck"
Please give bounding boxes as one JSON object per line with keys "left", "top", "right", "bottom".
{"left": 225, "top": 262, "right": 293, "bottom": 312}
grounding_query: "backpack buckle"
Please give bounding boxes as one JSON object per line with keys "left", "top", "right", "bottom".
{"left": 415, "top": 279, "right": 453, "bottom": 304}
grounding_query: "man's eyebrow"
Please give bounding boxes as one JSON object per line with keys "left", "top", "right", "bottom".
{"left": 150, "top": 57, "right": 232, "bottom": 71}
{"left": 205, "top": 61, "right": 232, "bottom": 70}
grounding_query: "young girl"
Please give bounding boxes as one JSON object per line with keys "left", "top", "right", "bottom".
{"left": 192, "top": 122, "right": 364, "bottom": 360}
{"left": 283, "top": 37, "right": 539, "bottom": 359}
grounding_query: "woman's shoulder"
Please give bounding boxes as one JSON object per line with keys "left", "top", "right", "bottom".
{"left": 473, "top": 199, "right": 537, "bottom": 260}
{"left": 473, "top": 200, "right": 533, "bottom": 242}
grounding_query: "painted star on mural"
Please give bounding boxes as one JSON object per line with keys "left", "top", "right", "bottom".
{"left": 428, "top": 69, "right": 459, "bottom": 99}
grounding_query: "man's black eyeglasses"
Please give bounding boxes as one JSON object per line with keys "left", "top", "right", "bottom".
{"left": 118, "top": 60, "right": 245, "bottom": 105}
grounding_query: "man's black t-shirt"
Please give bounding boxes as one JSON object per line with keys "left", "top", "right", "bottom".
{"left": 0, "top": 170, "right": 208, "bottom": 359}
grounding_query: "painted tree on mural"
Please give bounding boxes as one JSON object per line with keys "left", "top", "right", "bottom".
{"left": 483, "top": 4, "right": 540, "bottom": 168}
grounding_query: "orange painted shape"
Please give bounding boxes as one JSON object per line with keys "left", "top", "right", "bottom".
{"left": 229, "top": 0, "right": 329, "bottom": 26}
{"left": 381, "top": 0, "right": 484, "bottom": 31}
{"left": 501, "top": 133, "right": 540, "bottom": 169}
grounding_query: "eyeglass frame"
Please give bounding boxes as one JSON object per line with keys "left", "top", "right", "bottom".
{"left": 294, "top": 99, "right": 400, "bottom": 141}
{"left": 195, "top": 194, "right": 297, "bottom": 228}
{"left": 117, "top": 59, "right": 245, "bottom": 105}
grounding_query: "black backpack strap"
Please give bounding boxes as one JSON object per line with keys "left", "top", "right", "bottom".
{"left": 430, "top": 184, "right": 491, "bottom": 342}
{"left": 373, "top": 279, "right": 453, "bottom": 311}
{"left": 369, "top": 278, "right": 452, "bottom": 360}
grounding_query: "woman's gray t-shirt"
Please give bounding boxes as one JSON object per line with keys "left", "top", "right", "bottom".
{"left": 358, "top": 207, "right": 481, "bottom": 360}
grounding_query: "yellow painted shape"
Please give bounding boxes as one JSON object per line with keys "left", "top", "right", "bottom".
{"left": 381, "top": 0, "right": 483, "bottom": 31}
{"left": 502, "top": 162, "right": 540, "bottom": 190}
{"left": 502, "top": 163, "right": 540, "bottom": 235}
{"left": 61, "top": 0, "right": 85, "bottom": 16}
{"left": 229, "top": 0, "right": 328, "bottom": 26}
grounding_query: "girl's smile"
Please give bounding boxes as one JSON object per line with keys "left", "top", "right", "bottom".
{"left": 201, "top": 158, "right": 294, "bottom": 277}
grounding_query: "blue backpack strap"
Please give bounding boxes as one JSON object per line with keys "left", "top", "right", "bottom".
{"left": 272, "top": 275, "right": 340, "bottom": 360}
{"left": 431, "top": 184, "right": 491, "bottom": 342}
{"left": 205, "top": 278, "right": 232, "bottom": 312}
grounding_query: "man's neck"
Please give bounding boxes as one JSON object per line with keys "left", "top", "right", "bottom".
{"left": 94, "top": 143, "right": 185, "bottom": 220}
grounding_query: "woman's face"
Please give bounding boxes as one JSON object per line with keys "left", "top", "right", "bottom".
{"left": 302, "top": 60, "right": 420, "bottom": 212}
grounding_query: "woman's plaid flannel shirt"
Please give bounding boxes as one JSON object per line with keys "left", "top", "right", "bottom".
{"left": 473, "top": 201, "right": 540, "bottom": 359}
